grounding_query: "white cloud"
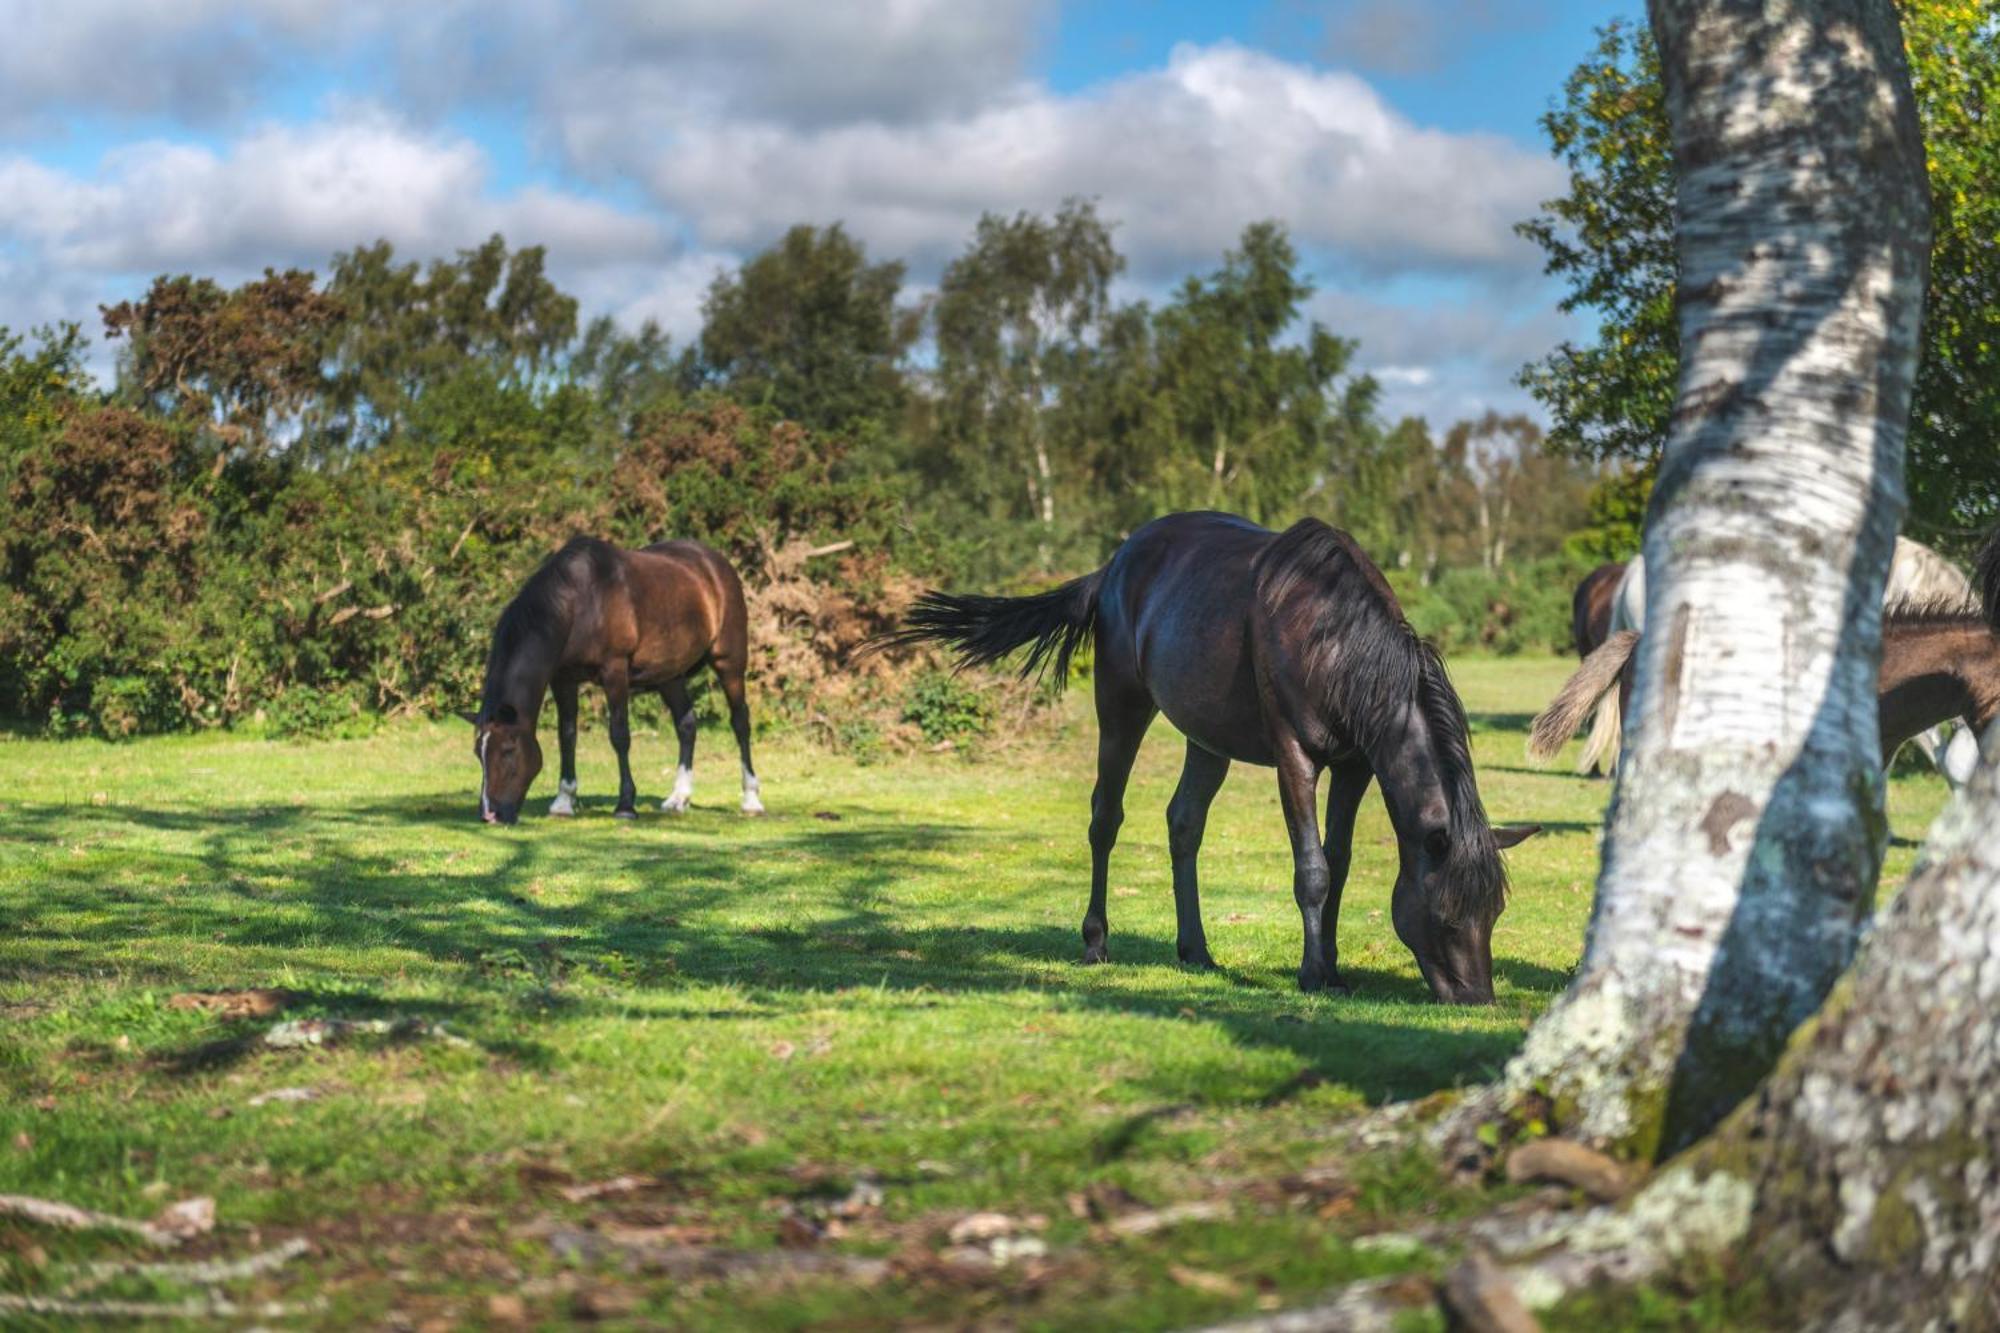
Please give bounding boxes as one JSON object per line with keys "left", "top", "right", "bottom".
{"left": 616, "top": 43, "right": 1561, "bottom": 281}
{"left": 0, "top": 0, "right": 1052, "bottom": 135}
{"left": 1308, "top": 287, "right": 1577, "bottom": 426}
{"left": 0, "top": 0, "right": 339, "bottom": 130}
{"left": 0, "top": 12, "right": 1572, "bottom": 418}
{"left": 0, "top": 109, "right": 663, "bottom": 278}
{"left": 1310, "top": 1, "right": 1544, "bottom": 76}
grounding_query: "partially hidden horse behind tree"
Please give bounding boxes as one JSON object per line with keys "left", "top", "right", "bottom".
{"left": 884, "top": 511, "right": 1540, "bottom": 1005}
{"left": 466, "top": 536, "right": 761, "bottom": 824}
{"left": 1571, "top": 561, "right": 1627, "bottom": 664}
{"left": 1569, "top": 535, "right": 1981, "bottom": 781}
{"left": 1531, "top": 533, "right": 2000, "bottom": 783}
{"left": 1567, "top": 561, "right": 1627, "bottom": 778}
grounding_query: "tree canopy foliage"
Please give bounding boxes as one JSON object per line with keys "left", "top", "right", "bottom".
{"left": 1519, "top": 4, "right": 2000, "bottom": 551}
{"left": 1, "top": 214, "right": 1603, "bottom": 738}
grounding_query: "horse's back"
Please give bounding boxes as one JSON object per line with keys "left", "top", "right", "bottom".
{"left": 613, "top": 539, "right": 746, "bottom": 681}
{"left": 1098, "top": 514, "right": 1284, "bottom": 766}
{"left": 1573, "top": 562, "right": 1626, "bottom": 659}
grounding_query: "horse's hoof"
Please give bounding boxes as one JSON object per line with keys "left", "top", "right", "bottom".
{"left": 1082, "top": 944, "right": 1110, "bottom": 965}
{"left": 661, "top": 796, "right": 690, "bottom": 814}
{"left": 1297, "top": 970, "right": 1328, "bottom": 993}
{"left": 740, "top": 800, "right": 765, "bottom": 817}
{"left": 1178, "top": 949, "right": 1220, "bottom": 971}
{"left": 614, "top": 808, "right": 637, "bottom": 821}
{"left": 548, "top": 800, "right": 575, "bottom": 818}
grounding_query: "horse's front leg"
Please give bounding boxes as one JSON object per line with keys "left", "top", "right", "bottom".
{"left": 549, "top": 676, "right": 580, "bottom": 817}
{"left": 1317, "top": 758, "right": 1374, "bottom": 996}
{"left": 1273, "top": 741, "right": 1332, "bottom": 992}
{"left": 604, "top": 662, "right": 638, "bottom": 819}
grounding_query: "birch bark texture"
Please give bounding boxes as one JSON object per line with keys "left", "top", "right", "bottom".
{"left": 1489, "top": 728, "right": 2000, "bottom": 1328}
{"left": 1500, "top": 0, "right": 1932, "bottom": 1157}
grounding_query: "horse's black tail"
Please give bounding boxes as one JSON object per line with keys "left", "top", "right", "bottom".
{"left": 878, "top": 570, "right": 1106, "bottom": 689}
{"left": 1978, "top": 526, "right": 2000, "bottom": 634}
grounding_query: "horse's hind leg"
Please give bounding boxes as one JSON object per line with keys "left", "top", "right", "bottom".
{"left": 1083, "top": 681, "right": 1154, "bottom": 965}
{"left": 1165, "top": 740, "right": 1229, "bottom": 969}
{"left": 660, "top": 679, "right": 697, "bottom": 813}
{"left": 604, "top": 662, "right": 638, "bottom": 819}
{"left": 549, "top": 676, "right": 580, "bottom": 816}
{"left": 1317, "top": 758, "right": 1373, "bottom": 995}
{"left": 715, "top": 661, "right": 762, "bottom": 815}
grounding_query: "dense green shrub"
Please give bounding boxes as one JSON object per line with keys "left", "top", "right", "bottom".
{"left": 1396, "top": 555, "right": 1594, "bottom": 657}
{"left": 901, "top": 670, "right": 994, "bottom": 745}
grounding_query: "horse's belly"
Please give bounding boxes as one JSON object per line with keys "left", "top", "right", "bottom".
{"left": 1139, "top": 631, "right": 1276, "bottom": 766}
{"left": 1158, "top": 702, "right": 1277, "bottom": 766}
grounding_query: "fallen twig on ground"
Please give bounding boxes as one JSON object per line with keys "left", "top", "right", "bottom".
{"left": 0, "top": 1194, "right": 212, "bottom": 1248}
{"left": 60, "top": 1237, "right": 314, "bottom": 1297}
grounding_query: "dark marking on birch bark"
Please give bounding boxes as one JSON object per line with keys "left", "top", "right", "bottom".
{"left": 1701, "top": 791, "right": 1758, "bottom": 856}
{"left": 1661, "top": 604, "right": 1692, "bottom": 740}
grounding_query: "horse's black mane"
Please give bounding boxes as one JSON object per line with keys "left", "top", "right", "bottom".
{"left": 480, "top": 536, "right": 621, "bottom": 717}
{"left": 1253, "top": 519, "right": 1506, "bottom": 924}
{"left": 1883, "top": 601, "right": 1989, "bottom": 630}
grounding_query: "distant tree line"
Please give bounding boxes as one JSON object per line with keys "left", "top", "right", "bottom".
{"left": 0, "top": 216, "right": 1610, "bottom": 738}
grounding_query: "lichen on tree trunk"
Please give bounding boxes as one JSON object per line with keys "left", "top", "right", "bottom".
{"left": 1489, "top": 0, "right": 1932, "bottom": 1158}
{"left": 1487, "top": 732, "right": 2000, "bottom": 1327}
{"left": 1677, "top": 726, "right": 2000, "bottom": 1326}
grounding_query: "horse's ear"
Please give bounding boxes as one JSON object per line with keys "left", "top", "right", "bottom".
{"left": 1493, "top": 823, "right": 1541, "bottom": 849}
{"left": 457, "top": 709, "right": 481, "bottom": 726}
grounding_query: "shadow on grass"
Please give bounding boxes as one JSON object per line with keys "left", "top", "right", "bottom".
{"left": 1465, "top": 711, "right": 1537, "bottom": 735}
{"left": 2, "top": 793, "right": 1545, "bottom": 1105}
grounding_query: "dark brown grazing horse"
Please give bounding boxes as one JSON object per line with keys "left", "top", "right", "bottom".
{"left": 1530, "top": 613, "right": 2000, "bottom": 776}
{"left": 467, "top": 536, "right": 760, "bottom": 824}
{"left": 887, "top": 512, "right": 1540, "bottom": 1004}
{"left": 1571, "top": 562, "right": 1627, "bottom": 660}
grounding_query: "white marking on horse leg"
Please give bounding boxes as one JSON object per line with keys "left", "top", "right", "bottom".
{"left": 661, "top": 765, "right": 694, "bottom": 813}
{"left": 740, "top": 763, "right": 764, "bottom": 816}
{"left": 1911, "top": 724, "right": 1945, "bottom": 767}
{"left": 1942, "top": 726, "right": 1980, "bottom": 788}
{"left": 549, "top": 777, "right": 578, "bottom": 817}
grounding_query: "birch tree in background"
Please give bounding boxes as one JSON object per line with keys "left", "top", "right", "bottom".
{"left": 1496, "top": 0, "right": 1932, "bottom": 1157}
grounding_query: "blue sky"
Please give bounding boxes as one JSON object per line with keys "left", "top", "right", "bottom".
{"left": 0, "top": 0, "right": 1639, "bottom": 424}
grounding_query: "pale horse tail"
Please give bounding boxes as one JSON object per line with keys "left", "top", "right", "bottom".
{"left": 1529, "top": 631, "right": 1641, "bottom": 769}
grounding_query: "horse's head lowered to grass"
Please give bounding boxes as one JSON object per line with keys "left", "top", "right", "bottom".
{"left": 463, "top": 704, "right": 542, "bottom": 825}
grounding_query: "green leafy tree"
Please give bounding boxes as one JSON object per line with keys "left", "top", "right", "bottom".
{"left": 102, "top": 270, "right": 344, "bottom": 460}
{"left": 1145, "top": 222, "right": 1371, "bottom": 523}
{"left": 698, "top": 224, "right": 917, "bottom": 438}
{"left": 932, "top": 199, "right": 1123, "bottom": 567}
{"left": 573, "top": 315, "right": 690, "bottom": 431}
{"left": 324, "top": 234, "right": 578, "bottom": 446}
{"left": 1519, "top": 6, "right": 2000, "bottom": 549}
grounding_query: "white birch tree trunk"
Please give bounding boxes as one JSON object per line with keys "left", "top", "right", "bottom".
{"left": 1476, "top": 725, "right": 2000, "bottom": 1326}
{"left": 1494, "top": 0, "right": 1931, "bottom": 1157}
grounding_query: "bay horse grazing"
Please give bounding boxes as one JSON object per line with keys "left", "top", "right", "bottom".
{"left": 1574, "top": 535, "right": 1979, "bottom": 779}
{"left": 886, "top": 512, "right": 1539, "bottom": 1004}
{"left": 466, "top": 536, "right": 761, "bottom": 824}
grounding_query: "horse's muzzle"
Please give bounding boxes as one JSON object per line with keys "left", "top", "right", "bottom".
{"left": 484, "top": 803, "right": 520, "bottom": 826}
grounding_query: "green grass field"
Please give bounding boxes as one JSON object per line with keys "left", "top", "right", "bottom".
{"left": 0, "top": 657, "right": 1954, "bottom": 1329}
